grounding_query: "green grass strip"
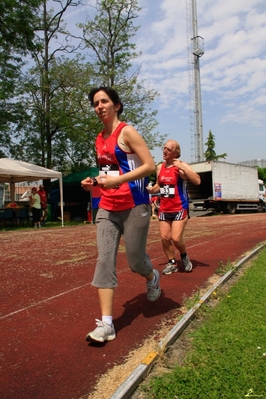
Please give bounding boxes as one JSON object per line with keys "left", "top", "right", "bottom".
{"left": 142, "top": 247, "right": 266, "bottom": 399}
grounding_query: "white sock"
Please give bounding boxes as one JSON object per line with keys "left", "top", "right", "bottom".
{"left": 102, "top": 316, "right": 113, "bottom": 326}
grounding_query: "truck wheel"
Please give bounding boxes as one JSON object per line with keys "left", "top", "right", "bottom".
{"left": 257, "top": 202, "right": 264, "bottom": 213}
{"left": 228, "top": 203, "right": 236, "bottom": 215}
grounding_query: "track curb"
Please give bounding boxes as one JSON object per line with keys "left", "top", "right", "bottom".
{"left": 110, "top": 243, "right": 265, "bottom": 399}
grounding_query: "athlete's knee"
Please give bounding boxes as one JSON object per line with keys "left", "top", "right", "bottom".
{"left": 172, "top": 236, "right": 181, "bottom": 245}
{"left": 161, "top": 233, "right": 172, "bottom": 242}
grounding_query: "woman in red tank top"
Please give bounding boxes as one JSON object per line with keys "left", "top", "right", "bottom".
{"left": 81, "top": 87, "right": 161, "bottom": 343}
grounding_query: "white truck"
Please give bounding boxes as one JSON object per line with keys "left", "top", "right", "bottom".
{"left": 188, "top": 161, "right": 265, "bottom": 214}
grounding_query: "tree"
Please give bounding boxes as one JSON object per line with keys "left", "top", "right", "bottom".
{"left": 1, "top": 0, "right": 86, "bottom": 170}
{"left": 0, "top": 0, "right": 42, "bottom": 145}
{"left": 204, "top": 130, "right": 227, "bottom": 161}
{"left": 78, "top": 0, "right": 164, "bottom": 149}
{"left": 33, "top": 0, "right": 84, "bottom": 170}
{"left": 14, "top": 55, "right": 98, "bottom": 171}
{"left": 0, "top": 0, "right": 41, "bottom": 53}
{"left": 258, "top": 167, "right": 266, "bottom": 183}
{"left": 1, "top": 0, "right": 164, "bottom": 173}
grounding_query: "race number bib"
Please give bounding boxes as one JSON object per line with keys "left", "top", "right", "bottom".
{"left": 99, "top": 164, "right": 120, "bottom": 177}
{"left": 160, "top": 184, "right": 175, "bottom": 198}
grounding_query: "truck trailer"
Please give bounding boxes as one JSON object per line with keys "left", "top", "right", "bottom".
{"left": 188, "top": 161, "right": 265, "bottom": 214}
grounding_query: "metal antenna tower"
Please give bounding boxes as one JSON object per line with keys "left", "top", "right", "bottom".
{"left": 186, "top": 0, "right": 204, "bottom": 162}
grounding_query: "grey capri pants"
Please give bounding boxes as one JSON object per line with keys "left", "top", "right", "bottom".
{"left": 92, "top": 204, "right": 154, "bottom": 288}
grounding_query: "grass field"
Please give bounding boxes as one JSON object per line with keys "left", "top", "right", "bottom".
{"left": 138, "top": 247, "right": 266, "bottom": 399}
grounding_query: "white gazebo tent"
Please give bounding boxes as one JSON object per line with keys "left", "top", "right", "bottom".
{"left": 0, "top": 158, "right": 64, "bottom": 226}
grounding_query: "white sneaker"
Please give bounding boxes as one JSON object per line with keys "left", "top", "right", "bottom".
{"left": 146, "top": 269, "right": 161, "bottom": 301}
{"left": 86, "top": 319, "right": 116, "bottom": 343}
{"left": 162, "top": 261, "right": 178, "bottom": 275}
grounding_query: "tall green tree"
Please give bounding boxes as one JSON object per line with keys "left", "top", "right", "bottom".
{"left": 2, "top": 0, "right": 85, "bottom": 170}
{"left": 204, "top": 130, "right": 227, "bottom": 161}
{"left": 13, "top": 55, "right": 97, "bottom": 172}
{"left": 2, "top": 0, "right": 163, "bottom": 173}
{"left": 78, "top": 0, "right": 164, "bottom": 149}
{"left": 0, "top": 0, "right": 42, "bottom": 146}
{"left": 32, "top": 0, "right": 84, "bottom": 170}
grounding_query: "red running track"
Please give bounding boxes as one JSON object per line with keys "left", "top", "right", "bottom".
{"left": 1, "top": 213, "right": 266, "bottom": 398}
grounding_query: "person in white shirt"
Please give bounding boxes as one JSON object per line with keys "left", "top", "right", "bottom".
{"left": 29, "top": 187, "right": 41, "bottom": 228}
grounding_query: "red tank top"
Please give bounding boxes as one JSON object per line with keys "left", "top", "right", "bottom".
{"left": 95, "top": 122, "right": 149, "bottom": 211}
{"left": 158, "top": 162, "right": 189, "bottom": 212}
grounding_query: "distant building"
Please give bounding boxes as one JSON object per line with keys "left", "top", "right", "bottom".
{"left": 4, "top": 183, "right": 39, "bottom": 203}
{"left": 238, "top": 159, "right": 266, "bottom": 168}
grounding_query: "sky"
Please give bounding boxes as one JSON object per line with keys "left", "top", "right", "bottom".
{"left": 63, "top": 0, "right": 266, "bottom": 165}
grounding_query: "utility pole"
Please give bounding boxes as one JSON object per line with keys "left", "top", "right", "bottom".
{"left": 186, "top": 0, "right": 204, "bottom": 162}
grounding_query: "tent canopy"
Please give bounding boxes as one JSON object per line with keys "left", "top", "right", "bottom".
{"left": 0, "top": 158, "right": 62, "bottom": 183}
{"left": 0, "top": 158, "right": 64, "bottom": 226}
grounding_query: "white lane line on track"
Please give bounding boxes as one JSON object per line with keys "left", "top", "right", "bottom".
{"left": 0, "top": 283, "right": 91, "bottom": 320}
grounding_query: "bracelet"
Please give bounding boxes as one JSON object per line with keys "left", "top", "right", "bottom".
{"left": 92, "top": 177, "right": 98, "bottom": 186}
